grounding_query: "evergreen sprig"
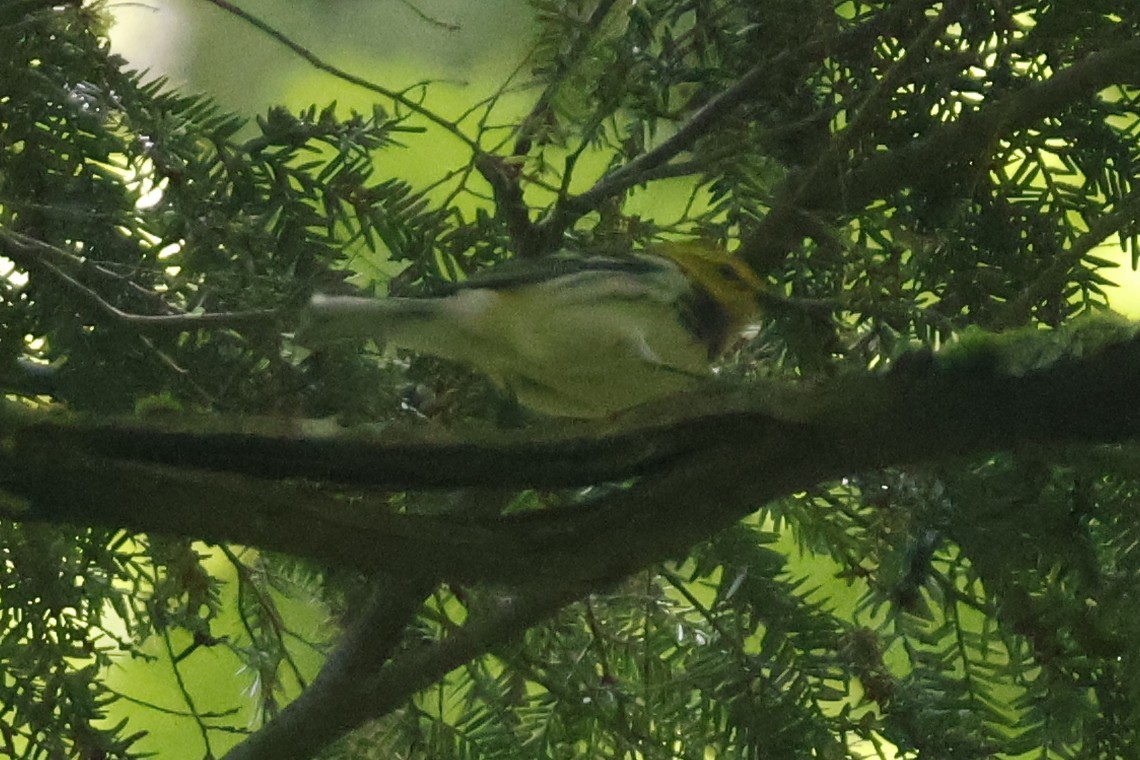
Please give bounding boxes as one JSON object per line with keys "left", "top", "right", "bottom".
{"left": 2, "top": 1, "right": 1140, "bottom": 758}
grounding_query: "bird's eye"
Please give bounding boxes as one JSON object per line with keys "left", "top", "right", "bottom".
{"left": 717, "top": 262, "right": 745, "bottom": 284}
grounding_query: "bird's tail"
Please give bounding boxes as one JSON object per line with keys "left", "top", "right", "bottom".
{"left": 296, "top": 294, "right": 441, "bottom": 346}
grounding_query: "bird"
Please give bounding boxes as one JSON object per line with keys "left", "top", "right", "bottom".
{"left": 297, "top": 242, "right": 765, "bottom": 418}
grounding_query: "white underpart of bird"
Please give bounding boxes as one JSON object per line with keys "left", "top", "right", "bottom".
{"left": 299, "top": 260, "right": 711, "bottom": 417}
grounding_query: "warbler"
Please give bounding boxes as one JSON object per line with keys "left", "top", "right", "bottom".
{"left": 298, "top": 242, "right": 765, "bottom": 418}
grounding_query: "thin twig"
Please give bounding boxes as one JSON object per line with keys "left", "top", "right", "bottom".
{"left": 394, "top": 0, "right": 460, "bottom": 32}
{"left": 220, "top": 546, "right": 311, "bottom": 695}
{"left": 737, "top": 35, "right": 1140, "bottom": 272}
{"left": 739, "top": 0, "right": 968, "bottom": 271}
{"left": 220, "top": 574, "right": 440, "bottom": 760}
{"left": 660, "top": 567, "right": 747, "bottom": 658}
{"left": 995, "top": 188, "right": 1140, "bottom": 328}
{"left": 198, "top": 0, "right": 478, "bottom": 151}
{"left": 831, "top": 0, "right": 969, "bottom": 157}
{"left": 102, "top": 684, "right": 245, "bottom": 722}
{"left": 0, "top": 229, "right": 281, "bottom": 332}
{"left": 511, "top": 0, "right": 623, "bottom": 156}
{"left": 558, "top": 58, "right": 776, "bottom": 218}
{"left": 161, "top": 626, "right": 215, "bottom": 756}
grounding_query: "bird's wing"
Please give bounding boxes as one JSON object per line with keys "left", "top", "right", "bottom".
{"left": 443, "top": 254, "right": 671, "bottom": 293}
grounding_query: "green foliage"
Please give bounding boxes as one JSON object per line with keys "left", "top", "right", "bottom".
{"left": 2, "top": 0, "right": 1140, "bottom": 758}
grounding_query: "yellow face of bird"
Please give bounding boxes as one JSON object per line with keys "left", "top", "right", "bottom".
{"left": 650, "top": 241, "right": 765, "bottom": 331}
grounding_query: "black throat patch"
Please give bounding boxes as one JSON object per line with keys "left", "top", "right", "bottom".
{"left": 676, "top": 283, "right": 733, "bottom": 359}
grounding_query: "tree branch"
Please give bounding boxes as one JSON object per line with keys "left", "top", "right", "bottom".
{"left": 221, "top": 574, "right": 438, "bottom": 760}
{"left": 555, "top": 59, "right": 774, "bottom": 219}
{"left": 523, "top": 1, "right": 962, "bottom": 250}
{"left": 0, "top": 228, "right": 282, "bottom": 332}
{"left": 6, "top": 322, "right": 1140, "bottom": 588}
{"left": 993, "top": 188, "right": 1140, "bottom": 329}
{"left": 198, "top": 0, "right": 478, "bottom": 151}
{"left": 510, "top": 0, "right": 624, "bottom": 157}
{"left": 737, "top": 36, "right": 1140, "bottom": 272}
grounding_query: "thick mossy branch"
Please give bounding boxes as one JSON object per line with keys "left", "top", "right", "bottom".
{"left": 3, "top": 320, "right": 1138, "bottom": 587}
